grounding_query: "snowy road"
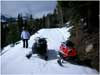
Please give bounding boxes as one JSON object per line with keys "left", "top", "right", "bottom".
{"left": 1, "top": 27, "right": 98, "bottom": 74}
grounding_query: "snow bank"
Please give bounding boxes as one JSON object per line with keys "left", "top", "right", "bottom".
{"left": 1, "top": 27, "right": 98, "bottom": 74}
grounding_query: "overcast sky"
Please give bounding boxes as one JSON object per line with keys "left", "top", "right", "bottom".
{"left": 1, "top": 1, "right": 57, "bottom": 18}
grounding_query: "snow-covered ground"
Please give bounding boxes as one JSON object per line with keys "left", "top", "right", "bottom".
{"left": 1, "top": 27, "right": 98, "bottom": 74}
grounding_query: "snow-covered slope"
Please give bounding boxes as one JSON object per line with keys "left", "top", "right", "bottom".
{"left": 1, "top": 27, "right": 98, "bottom": 74}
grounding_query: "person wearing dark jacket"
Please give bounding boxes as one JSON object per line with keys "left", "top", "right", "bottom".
{"left": 26, "top": 37, "right": 48, "bottom": 60}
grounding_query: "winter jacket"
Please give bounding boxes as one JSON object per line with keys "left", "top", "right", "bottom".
{"left": 32, "top": 38, "right": 47, "bottom": 55}
{"left": 21, "top": 30, "right": 30, "bottom": 40}
{"left": 59, "top": 44, "right": 77, "bottom": 57}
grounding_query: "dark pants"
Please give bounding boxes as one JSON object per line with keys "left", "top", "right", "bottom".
{"left": 59, "top": 52, "right": 78, "bottom": 63}
{"left": 23, "top": 39, "right": 28, "bottom": 48}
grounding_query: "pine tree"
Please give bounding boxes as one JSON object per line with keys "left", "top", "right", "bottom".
{"left": 6, "top": 17, "right": 19, "bottom": 46}
{"left": 57, "top": 1, "right": 99, "bottom": 71}
{"left": 17, "top": 14, "right": 23, "bottom": 35}
{"left": 27, "top": 14, "right": 34, "bottom": 34}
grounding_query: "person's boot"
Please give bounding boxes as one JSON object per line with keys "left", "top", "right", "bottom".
{"left": 26, "top": 52, "right": 32, "bottom": 59}
{"left": 45, "top": 55, "right": 48, "bottom": 61}
{"left": 57, "top": 58, "right": 63, "bottom": 66}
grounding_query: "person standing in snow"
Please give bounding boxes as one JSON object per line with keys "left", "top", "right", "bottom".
{"left": 21, "top": 27, "right": 30, "bottom": 48}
